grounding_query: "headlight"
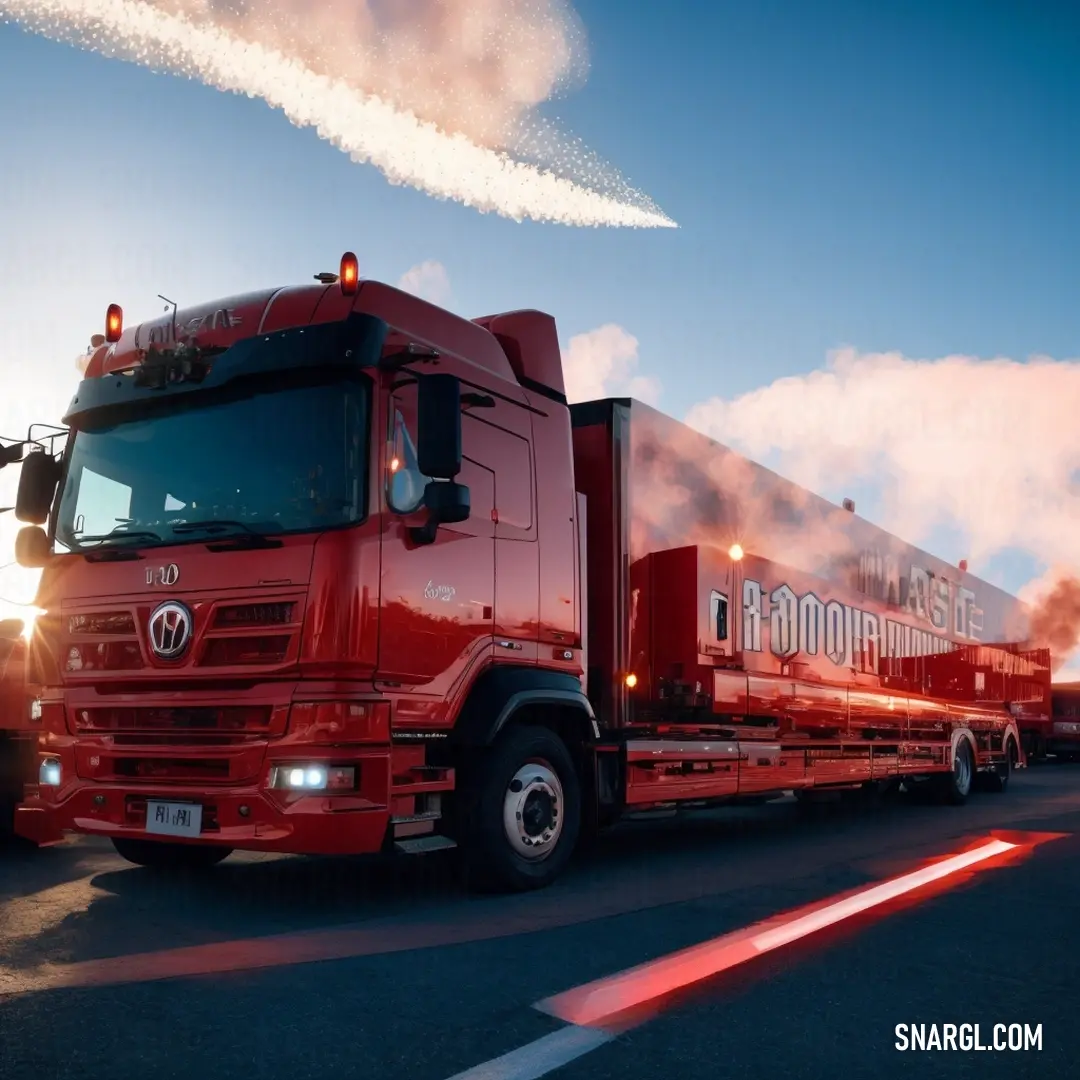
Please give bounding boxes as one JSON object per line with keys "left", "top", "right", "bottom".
{"left": 267, "top": 764, "right": 356, "bottom": 791}
{"left": 39, "top": 758, "right": 62, "bottom": 786}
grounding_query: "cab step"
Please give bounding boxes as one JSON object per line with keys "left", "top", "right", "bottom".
{"left": 394, "top": 834, "right": 458, "bottom": 855}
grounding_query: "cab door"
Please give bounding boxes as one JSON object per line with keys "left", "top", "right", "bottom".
{"left": 376, "top": 379, "right": 495, "bottom": 689}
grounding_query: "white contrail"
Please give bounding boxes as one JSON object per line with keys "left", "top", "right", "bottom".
{"left": 1, "top": 0, "right": 677, "bottom": 228}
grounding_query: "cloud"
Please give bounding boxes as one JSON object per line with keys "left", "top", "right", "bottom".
{"left": 158, "top": 0, "right": 591, "bottom": 152}
{"left": 686, "top": 346, "right": 1080, "bottom": 667}
{"left": 2, "top": 0, "right": 675, "bottom": 227}
{"left": 562, "top": 323, "right": 661, "bottom": 405}
{"left": 397, "top": 260, "right": 453, "bottom": 307}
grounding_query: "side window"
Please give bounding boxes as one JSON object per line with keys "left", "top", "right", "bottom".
{"left": 386, "top": 402, "right": 430, "bottom": 515}
{"left": 710, "top": 590, "right": 729, "bottom": 641}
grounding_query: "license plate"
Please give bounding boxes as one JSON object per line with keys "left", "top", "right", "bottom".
{"left": 145, "top": 800, "right": 203, "bottom": 838}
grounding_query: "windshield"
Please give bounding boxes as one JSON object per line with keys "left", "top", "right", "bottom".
{"left": 54, "top": 377, "right": 368, "bottom": 551}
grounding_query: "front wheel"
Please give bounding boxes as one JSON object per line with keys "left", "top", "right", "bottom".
{"left": 112, "top": 837, "right": 233, "bottom": 870}
{"left": 460, "top": 724, "right": 581, "bottom": 893}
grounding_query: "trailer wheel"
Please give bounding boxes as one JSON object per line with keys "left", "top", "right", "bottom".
{"left": 938, "top": 738, "right": 974, "bottom": 806}
{"left": 111, "top": 838, "right": 232, "bottom": 870}
{"left": 461, "top": 724, "right": 581, "bottom": 893}
{"left": 981, "top": 737, "right": 1017, "bottom": 794}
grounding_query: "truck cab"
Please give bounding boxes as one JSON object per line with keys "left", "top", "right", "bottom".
{"left": 12, "top": 257, "right": 594, "bottom": 890}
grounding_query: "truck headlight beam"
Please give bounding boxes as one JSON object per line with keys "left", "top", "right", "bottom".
{"left": 268, "top": 764, "right": 356, "bottom": 792}
{"left": 39, "top": 758, "right": 62, "bottom": 787}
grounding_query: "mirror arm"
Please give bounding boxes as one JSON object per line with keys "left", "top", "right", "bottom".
{"left": 408, "top": 516, "right": 440, "bottom": 546}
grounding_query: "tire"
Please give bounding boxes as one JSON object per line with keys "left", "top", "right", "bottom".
{"left": 938, "top": 738, "right": 975, "bottom": 806}
{"left": 981, "top": 737, "right": 1017, "bottom": 794}
{"left": 460, "top": 724, "right": 581, "bottom": 893}
{"left": 111, "top": 837, "right": 232, "bottom": 870}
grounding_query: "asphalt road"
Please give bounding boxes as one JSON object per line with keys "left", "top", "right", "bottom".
{"left": 2, "top": 764, "right": 1079, "bottom": 1080}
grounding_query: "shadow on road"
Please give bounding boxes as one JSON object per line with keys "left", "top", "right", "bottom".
{"left": 2, "top": 767, "right": 1077, "bottom": 977}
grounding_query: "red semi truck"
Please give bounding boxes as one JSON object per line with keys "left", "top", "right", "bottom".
{"left": 8, "top": 254, "right": 1052, "bottom": 889}
{"left": 0, "top": 618, "right": 36, "bottom": 835}
{"left": 1043, "top": 682, "right": 1080, "bottom": 760}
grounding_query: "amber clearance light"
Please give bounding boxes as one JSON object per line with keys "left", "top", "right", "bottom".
{"left": 104, "top": 303, "right": 123, "bottom": 343}
{"left": 339, "top": 251, "right": 359, "bottom": 296}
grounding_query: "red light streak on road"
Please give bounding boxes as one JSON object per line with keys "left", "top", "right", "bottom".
{"left": 537, "top": 831, "right": 1066, "bottom": 1029}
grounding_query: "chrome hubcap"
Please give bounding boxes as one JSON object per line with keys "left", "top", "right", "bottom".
{"left": 502, "top": 762, "right": 563, "bottom": 861}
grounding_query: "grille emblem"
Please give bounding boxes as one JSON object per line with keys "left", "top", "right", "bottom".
{"left": 148, "top": 601, "right": 193, "bottom": 660}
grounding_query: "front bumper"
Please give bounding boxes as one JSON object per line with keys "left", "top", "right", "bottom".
{"left": 15, "top": 756, "right": 394, "bottom": 856}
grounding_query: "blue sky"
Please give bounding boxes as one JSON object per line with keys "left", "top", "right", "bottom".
{"left": 1, "top": 0, "right": 1078, "bottom": 655}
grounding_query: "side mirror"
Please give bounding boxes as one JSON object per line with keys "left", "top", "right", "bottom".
{"left": 424, "top": 480, "right": 470, "bottom": 525}
{"left": 15, "top": 450, "right": 61, "bottom": 525}
{"left": 15, "top": 525, "right": 50, "bottom": 568}
{"left": 409, "top": 481, "right": 471, "bottom": 545}
{"left": 417, "top": 373, "right": 462, "bottom": 480}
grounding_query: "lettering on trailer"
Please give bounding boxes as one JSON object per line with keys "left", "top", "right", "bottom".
{"left": 145, "top": 308, "right": 242, "bottom": 347}
{"left": 857, "top": 547, "right": 983, "bottom": 641}
{"left": 741, "top": 579, "right": 958, "bottom": 670}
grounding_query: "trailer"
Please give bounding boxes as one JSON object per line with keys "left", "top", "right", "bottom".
{"left": 572, "top": 399, "right": 1046, "bottom": 818}
{"left": 7, "top": 253, "right": 1051, "bottom": 889}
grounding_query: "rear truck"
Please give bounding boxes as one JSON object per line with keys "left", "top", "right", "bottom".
{"left": 0, "top": 619, "right": 37, "bottom": 837}
{"left": 8, "top": 253, "right": 1051, "bottom": 890}
{"left": 1, "top": 441, "right": 42, "bottom": 837}
{"left": 1041, "top": 683, "right": 1080, "bottom": 761}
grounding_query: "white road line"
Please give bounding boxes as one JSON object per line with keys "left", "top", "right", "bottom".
{"left": 443, "top": 1025, "right": 613, "bottom": 1080}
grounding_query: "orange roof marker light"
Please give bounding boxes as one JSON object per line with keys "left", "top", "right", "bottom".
{"left": 339, "top": 251, "right": 359, "bottom": 296}
{"left": 104, "top": 303, "right": 123, "bottom": 343}
{"left": 728, "top": 543, "right": 744, "bottom": 562}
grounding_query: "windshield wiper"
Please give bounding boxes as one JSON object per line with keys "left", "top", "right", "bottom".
{"left": 170, "top": 519, "right": 252, "bottom": 535}
{"left": 170, "top": 519, "right": 283, "bottom": 550}
{"left": 83, "top": 547, "right": 146, "bottom": 563}
{"left": 76, "top": 530, "right": 162, "bottom": 547}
